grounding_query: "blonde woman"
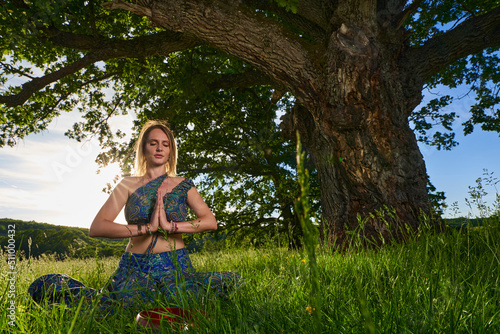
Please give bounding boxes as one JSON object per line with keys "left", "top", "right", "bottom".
{"left": 28, "top": 120, "right": 241, "bottom": 311}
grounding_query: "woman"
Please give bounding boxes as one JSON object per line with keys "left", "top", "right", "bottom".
{"left": 28, "top": 120, "right": 241, "bottom": 311}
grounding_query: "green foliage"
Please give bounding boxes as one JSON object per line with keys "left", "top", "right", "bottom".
{"left": 410, "top": 95, "right": 458, "bottom": 150}
{"left": 273, "top": 0, "right": 299, "bottom": 13}
{"left": 407, "top": 1, "right": 500, "bottom": 46}
{"left": 1, "top": 1, "right": 499, "bottom": 150}
{"left": 427, "top": 177, "right": 447, "bottom": 216}
{"left": 0, "top": 0, "right": 151, "bottom": 146}
{"left": 408, "top": 1, "right": 500, "bottom": 144}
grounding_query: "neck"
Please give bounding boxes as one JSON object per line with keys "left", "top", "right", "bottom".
{"left": 143, "top": 166, "right": 167, "bottom": 181}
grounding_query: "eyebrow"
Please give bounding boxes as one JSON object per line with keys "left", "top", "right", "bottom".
{"left": 148, "top": 139, "right": 169, "bottom": 144}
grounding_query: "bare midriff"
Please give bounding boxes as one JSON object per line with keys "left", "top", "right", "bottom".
{"left": 124, "top": 231, "right": 185, "bottom": 254}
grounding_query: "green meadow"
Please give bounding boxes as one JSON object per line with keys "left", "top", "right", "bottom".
{"left": 1, "top": 215, "right": 499, "bottom": 333}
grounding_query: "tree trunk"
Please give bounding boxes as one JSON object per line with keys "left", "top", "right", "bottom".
{"left": 313, "top": 111, "right": 429, "bottom": 246}
{"left": 105, "top": 0, "right": 434, "bottom": 247}
{"left": 275, "top": 12, "right": 432, "bottom": 245}
{"left": 284, "top": 102, "right": 429, "bottom": 246}
{"left": 281, "top": 24, "right": 431, "bottom": 246}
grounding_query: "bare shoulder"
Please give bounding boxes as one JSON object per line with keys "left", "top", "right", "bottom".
{"left": 117, "top": 176, "right": 143, "bottom": 195}
{"left": 120, "top": 176, "right": 141, "bottom": 185}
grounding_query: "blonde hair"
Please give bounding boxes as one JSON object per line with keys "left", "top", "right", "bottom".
{"left": 134, "top": 120, "right": 177, "bottom": 176}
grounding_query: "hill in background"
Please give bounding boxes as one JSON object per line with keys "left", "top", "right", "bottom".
{"left": 1, "top": 218, "right": 127, "bottom": 259}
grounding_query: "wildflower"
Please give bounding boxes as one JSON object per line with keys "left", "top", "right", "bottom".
{"left": 446, "top": 224, "right": 450, "bottom": 227}
{"left": 306, "top": 306, "right": 315, "bottom": 315}
{"left": 286, "top": 257, "right": 289, "bottom": 260}
{"left": 301, "top": 259, "right": 306, "bottom": 263}
{"left": 418, "top": 234, "right": 421, "bottom": 237}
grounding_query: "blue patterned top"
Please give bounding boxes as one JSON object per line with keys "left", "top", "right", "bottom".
{"left": 124, "top": 174, "right": 194, "bottom": 225}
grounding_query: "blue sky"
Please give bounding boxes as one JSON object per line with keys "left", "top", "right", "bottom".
{"left": 417, "top": 84, "right": 500, "bottom": 218}
{"left": 420, "top": 129, "right": 500, "bottom": 217}
{"left": 0, "top": 91, "right": 499, "bottom": 228}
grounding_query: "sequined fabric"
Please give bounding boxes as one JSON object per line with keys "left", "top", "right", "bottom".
{"left": 125, "top": 174, "right": 194, "bottom": 224}
{"left": 104, "top": 249, "right": 241, "bottom": 306}
{"left": 27, "top": 249, "right": 242, "bottom": 312}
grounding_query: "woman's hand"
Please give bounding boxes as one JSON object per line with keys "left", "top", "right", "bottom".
{"left": 150, "top": 189, "right": 175, "bottom": 234}
{"left": 158, "top": 195, "right": 172, "bottom": 233}
{"left": 149, "top": 189, "right": 164, "bottom": 233}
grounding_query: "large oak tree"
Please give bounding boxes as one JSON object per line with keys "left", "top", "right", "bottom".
{"left": 1, "top": 0, "right": 500, "bottom": 245}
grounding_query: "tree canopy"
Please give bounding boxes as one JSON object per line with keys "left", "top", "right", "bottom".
{"left": 1, "top": 0, "right": 499, "bottom": 246}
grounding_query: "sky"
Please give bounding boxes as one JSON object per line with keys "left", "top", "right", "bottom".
{"left": 1, "top": 90, "right": 499, "bottom": 228}
{"left": 0, "top": 111, "right": 133, "bottom": 228}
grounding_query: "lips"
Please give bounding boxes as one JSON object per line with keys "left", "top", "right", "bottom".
{"left": 154, "top": 154, "right": 163, "bottom": 158}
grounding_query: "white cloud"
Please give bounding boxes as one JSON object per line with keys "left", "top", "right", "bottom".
{"left": 0, "top": 110, "right": 133, "bottom": 228}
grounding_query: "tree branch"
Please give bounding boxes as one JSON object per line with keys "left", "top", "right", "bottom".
{"left": 0, "top": 30, "right": 199, "bottom": 107}
{"left": 0, "top": 52, "right": 103, "bottom": 107}
{"left": 242, "top": 0, "right": 329, "bottom": 42}
{"left": 102, "top": 0, "right": 152, "bottom": 17}
{"left": 409, "top": 6, "right": 500, "bottom": 84}
{"left": 295, "top": 0, "right": 336, "bottom": 33}
{"left": 395, "top": 0, "right": 423, "bottom": 29}
{"left": 103, "top": 0, "right": 320, "bottom": 100}
{"left": 45, "top": 29, "right": 199, "bottom": 56}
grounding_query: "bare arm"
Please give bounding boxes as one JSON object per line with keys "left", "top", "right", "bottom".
{"left": 166, "top": 186, "right": 217, "bottom": 234}
{"left": 89, "top": 178, "right": 144, "bottom": 238}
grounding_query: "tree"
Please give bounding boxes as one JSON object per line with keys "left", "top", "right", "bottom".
{"left": 166, "top": 84, "right": 311, "bottom": 247}
{"left": 94, "top": 49, "right": 320, "bottom": 247}
{"left": 1, "top": 1, "right": 500, "bottom": 245}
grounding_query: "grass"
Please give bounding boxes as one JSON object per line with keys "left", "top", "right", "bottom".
{"left": 3, "top": 164, "right": 499, "bottom": 333}
{"left": 1, "top": 215, "right": 499, "bottom": 333}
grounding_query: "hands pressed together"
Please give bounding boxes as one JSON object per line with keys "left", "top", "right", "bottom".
{"left": 145, "top": 189, "right": 178, "bottom": 236}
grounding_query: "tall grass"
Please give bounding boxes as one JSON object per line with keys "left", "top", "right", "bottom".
{"left": 294, "top": 132, "right": 321, "bottom": 331}
{"left": 1, "top": 214, "right": 499, "bottom": 333}
{"left": 2, "top": 169, "right": 500, "bottom": 333}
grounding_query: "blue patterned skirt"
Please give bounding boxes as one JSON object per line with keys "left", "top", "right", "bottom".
{"left": 28, "top": 249, "right": 241, "bottom": 312}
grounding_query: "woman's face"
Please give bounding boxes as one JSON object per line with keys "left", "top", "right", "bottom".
{"left": 144, "top": 128, "right": 171, "bottom": 168}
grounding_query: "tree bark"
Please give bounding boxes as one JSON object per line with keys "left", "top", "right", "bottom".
{"left": 297, "top": 104, "right": 429, "bottom": 246}
{"left": 283, "top": 93, "right": 429, "bottom": 246}
{"left": 276, "top": 15, "right": 431, "bottom": 245}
